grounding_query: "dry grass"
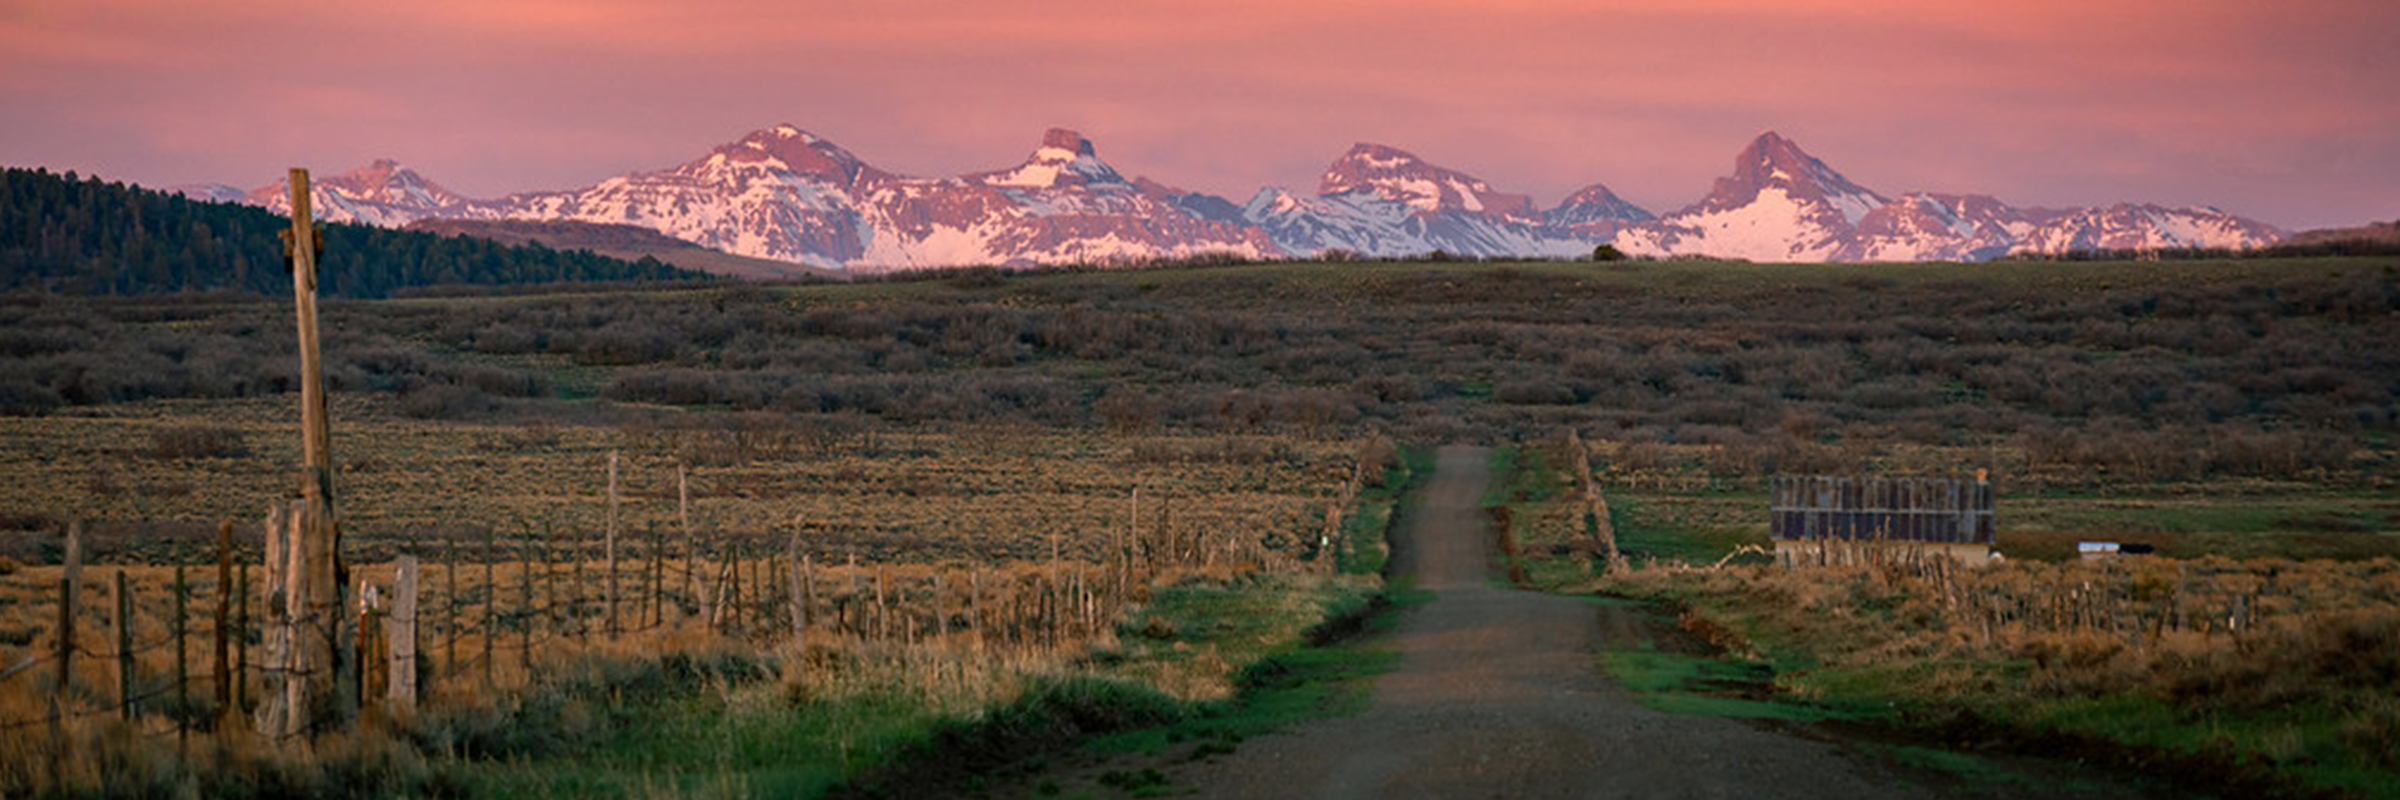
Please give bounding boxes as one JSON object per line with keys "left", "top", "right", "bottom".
{"left": 0, "top": 394, "right": 1380, "bottom": 797}
{"left": 1, "top": 396, "right": 1352, "bottom": 566}
{"left": 1490, "top": 432, "right": 2400, "bottom": 795}
{"left": 1602, "top": 554, "right": 2400, "bottom": 796}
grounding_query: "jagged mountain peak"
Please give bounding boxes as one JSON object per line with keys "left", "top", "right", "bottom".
{"left": 272, "top": 157, "right": 460, "bottom": 201}
{"left": 189, "top": 125, "right": 2286, "bottom": 269}
{"left": 1547, "top": 182, "right": 1654, "bottom": 230}
{"left": 239, "top": 156, "right": 468, "bottom": 226}
{"left": 1700, "top": 130, "right": 1888, "bottom": 218}
{"left": 1039, "top": 128, "right": 1098, "bottom": 158}
{"left": 1317, "top": 142, "right": 1429, "bottom": 195}
{"left": 1315, "top": 142, "right": 1532, "bottom": 219}
{"left": 345, "top": 158, "right": 406, "bottom": 178}
{"left": 976, "top": 127, "right": 1126, "bottom": 189}
{"left": 1331, "top": 142, "right": 1418, "bottom": 165}
{"left": 712, "top": 123, "right": 872, "bottom": 185}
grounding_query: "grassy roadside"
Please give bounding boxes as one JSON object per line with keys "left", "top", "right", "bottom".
{"left": 830, "top": 571, "right": 1398, "bottom": 800}
{"left": 1481, "top": 442, "right": 2400, "bottom": 799}
{"left": 396, "top": 573, "right": 1405, "bottom": 799}
{"left": 1608, "top": 565, "right": 2400, "bottom": 800}
{"left": 830, "top": 442, "right": 1430, "bottom": 799}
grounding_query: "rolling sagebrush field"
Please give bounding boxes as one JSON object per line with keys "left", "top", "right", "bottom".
{"left": 0, "top": 254, "right": 2395, "bottom": 797}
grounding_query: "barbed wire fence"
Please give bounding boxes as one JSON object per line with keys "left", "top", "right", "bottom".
{"left": 0, "top": 442, "right": 1385, "bottom": 792}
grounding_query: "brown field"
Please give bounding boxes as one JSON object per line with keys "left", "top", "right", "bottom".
{"left": 0, "top": 256, "right": 2393, "bottom": 796}
{"left": 0, "top": 390, "right": 1391, "bottom": 796}
{"left": 1479, "top": 434, "right": 2400, "bottom": 799}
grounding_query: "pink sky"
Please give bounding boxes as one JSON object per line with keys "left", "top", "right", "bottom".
{"left": 3, "top": 0, "right": 2394, "bottom": 229}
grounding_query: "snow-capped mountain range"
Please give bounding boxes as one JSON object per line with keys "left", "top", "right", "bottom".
{"left": 174, "top": 126, "right": 2284, "bottom": 273}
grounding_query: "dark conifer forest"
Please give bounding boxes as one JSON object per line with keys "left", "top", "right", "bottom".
{"left": 0, "top": 167, "right": 704, "bottom": 298}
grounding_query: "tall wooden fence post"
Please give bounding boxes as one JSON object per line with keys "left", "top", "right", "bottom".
{"left": 270, "top": 167, "right": 345, "bottom": 738}
{"left": 277, "top": 501, "right": 311, "bottom": 740}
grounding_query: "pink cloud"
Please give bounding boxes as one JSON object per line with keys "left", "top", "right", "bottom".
{"left": 2, "top": 0, "right": 2393, "bottom": 228}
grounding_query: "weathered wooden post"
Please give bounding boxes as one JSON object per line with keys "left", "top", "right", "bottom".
{"left": 969, "top": 569, "right": 984, "bottom": 655}
{"left": 605, "top": 450, "right": 620, "bottom": 638}
{"left": 574, "top": 522, "right": 592, "bottom": 643}
{"left": 213, "top": 520, "right": 232, "bottom": 717}
{"left": 647, "top": 521, "right": 664, "bottom": 628}
{"left": 785, "top": 527, "right": 808, "bottom": 643}
{"left": 932, "top": 572, "right": 948, "bottom": 646}
{"left": 873, "top": 569, "right": 888, "bottom": 643}
{"left": 353, "top": 578, "right": 371, "bottom": 720}
{"left": 264, "top": 168, "right": 346, "bottom": 738}
{"left": 1119, "top": 488, "right": 1135, "bottom": 598}
{"left": 680, "top": 465, "right": 699, "bottom": 616}
{"left": 800, "top": 554, "right": 818, "bottom": 646}
{"left": 386, "top": 556, "right": 418, "bottom": 714}
{"left": 50, "top": 521, "right": 81, "bottom": 785}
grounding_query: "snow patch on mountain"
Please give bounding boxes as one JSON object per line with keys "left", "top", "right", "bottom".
{"left": 201, "top": 124, "right": 2284, "bottom": 271}
{"left": 236, "top": 159, "right": 469, "bottom": 227}
{"left": 166, "top": 183, "right": 249, "bottom": 204}
{"left": 1615, "top": 132, "right": 2280, "bottom": 262}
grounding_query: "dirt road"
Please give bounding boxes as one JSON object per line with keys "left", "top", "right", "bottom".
{"left": 1175, "top": 445, "right": 1946, "bottom": 800}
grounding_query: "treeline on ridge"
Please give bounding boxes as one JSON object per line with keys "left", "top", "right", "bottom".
{"left": 0, "top": 167, "right": 707, "bottom": 298}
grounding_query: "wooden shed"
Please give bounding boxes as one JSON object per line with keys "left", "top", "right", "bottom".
{"left": 1769, "top": 474, "right": 1996, "bottom": 566}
